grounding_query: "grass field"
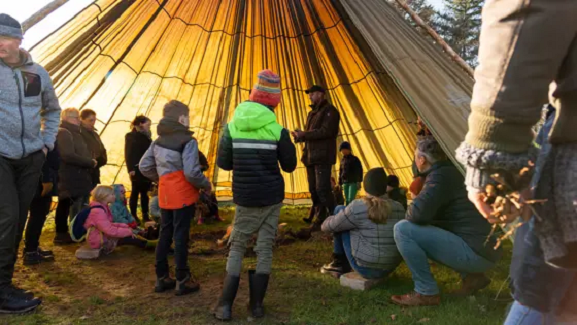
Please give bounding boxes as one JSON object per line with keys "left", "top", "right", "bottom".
{"left": 5, "top": 207, "right": 512, "bottom": 325}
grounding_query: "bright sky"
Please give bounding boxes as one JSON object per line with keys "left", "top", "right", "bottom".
{"left": 5, "top": 0, "right": 445, "bottom": 49}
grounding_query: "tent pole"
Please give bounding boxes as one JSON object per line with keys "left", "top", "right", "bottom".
{"left": 22, "top": 0, "right": 70, "bottom": 32}
{"left": 393, "top": 0, "right": 475, "bottom": 78}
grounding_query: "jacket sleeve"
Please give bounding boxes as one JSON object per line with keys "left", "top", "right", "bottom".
{"left": 277, "top": 129, "right": 297, "bottom": 173}
{"left": 216, "top": 125, "right": 233, "bottom": 171}
{"left": 338, "top": 160, "right": 344, "bottom": 185}
{"left": 57, "top": 130, "right": 94, "bottom": 168}
{"left": 355, "top": 156, "right": 363, "bottom": 182}
{"left": 124, "top": 134, "right": 135, "bottom": 173}
{"left": 321, "top": 203, "right": 357, "bottom": 233}
{"left": 97, "top": 134, "right": 107, "bottom": 168}
{"left": 93, "top": 211, "right": 133, "bottom": 238}
{"left": 138, "top": 144, "right": 159, "bottom": 182}
{"left": 183, "top": 139, "right": 211, "bottom": 190}
{"left": 302, "top": 108, "right": 340, "bottom": 141}
{"left": 406, "top": 171, "right": 449, "bottom": 224}
{"left": 41, "top": 75, "right": 62, "bottom": 151}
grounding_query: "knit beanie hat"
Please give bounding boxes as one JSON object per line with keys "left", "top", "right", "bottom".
{"left": 363, "top": 168, "right": 388, "bottom": 197}
{"left": 386, "top": 175, "right": 400, "bottom": 188}
{"left": 163, "top": 100, "right": 189, "bottom": 120}
{"left": 339, "top": 141, "right": 351, "bottom": 152}
{"left": 249, "top": 69, "right": 281, "bottom": 108}
{"left": 409, "top": 176, "right": 425, "bottom": 196}
{"left": 0, "top": 14, "right": 23, "bottom": 40}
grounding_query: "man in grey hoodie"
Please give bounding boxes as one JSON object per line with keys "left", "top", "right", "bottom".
{"left": 0, "top": 13, "right": 61, "bottom": 314}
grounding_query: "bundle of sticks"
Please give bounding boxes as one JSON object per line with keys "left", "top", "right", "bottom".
{"left": 483, "top": 166, "right": 547, "bottom": 249}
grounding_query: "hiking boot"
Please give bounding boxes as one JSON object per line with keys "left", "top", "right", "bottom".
{"left": 320, "top": 254, "right": 351, "bottom": 276}
{"left": 37, "top": 248, "right": 54, "bottom": 257}
{"left": 53, "top": 232, "right": 74, "bottom": 245}
{"left": 154, "top": 276, "right": 176, "bottom": 293}
{"left": 6, "top": 285, "right": 34, "bottom": 301}
{"left": 175, "top": 273, "right": 200, "bottom": 296}
{"left": 213, "top": 273, "right": 240, "bottom": 321}
{"left": 452, "top": 274, "right": 491, "bottom": 296}
{"left": 247, "top": 270, "right": 269, "bottom": 318}
{"left": 23, "top": 251, "right": 54, "bottom": 266}
{"left": 391, "top": 292, "right": 440, "bottom": 307}
{"left": 0, "top": 285, "right": 41, "bottom": 314}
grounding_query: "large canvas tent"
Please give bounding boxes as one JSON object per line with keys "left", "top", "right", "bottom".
{"left": 29, "top": 0, "right": 473, "bottom": 203}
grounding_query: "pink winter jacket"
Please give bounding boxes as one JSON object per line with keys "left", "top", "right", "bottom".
{"left": 84, "top": 202, "right": 134, "bottom": 250}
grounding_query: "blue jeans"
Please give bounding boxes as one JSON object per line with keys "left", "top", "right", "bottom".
{"left": 332, "top": 206, "right": 390, "bottom": 280}
{"left": 393, "top": 220, "right": 495, "bottom": 295}
{"left": 504, "top": 301, "right": 557, "bottom": 325}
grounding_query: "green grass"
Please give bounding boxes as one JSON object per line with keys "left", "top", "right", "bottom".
{"left": 4, "top": 207, "right": 512, "bottom": 325}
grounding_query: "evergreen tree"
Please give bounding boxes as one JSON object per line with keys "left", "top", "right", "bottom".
{"left": 434, "top": 0, "right": 483, "bottom": 66}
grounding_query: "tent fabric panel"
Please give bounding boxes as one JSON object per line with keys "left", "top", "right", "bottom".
{"left": 29, "top": 0, "right": 475, "bottom": 203}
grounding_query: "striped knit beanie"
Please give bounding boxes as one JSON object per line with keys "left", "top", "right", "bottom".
{"left": 249, "top": 69, "right": 281, "bottom": 108}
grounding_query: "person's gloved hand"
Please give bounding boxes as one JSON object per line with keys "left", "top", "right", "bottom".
{"left": 127, "top": 221, "right": 138, "bottom": 229}
{"left": 41, "top": 182, "right": 54, "bottom": 197}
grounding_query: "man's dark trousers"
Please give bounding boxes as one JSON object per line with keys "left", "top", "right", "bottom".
{"left": 0, "top": 151, "right": 44, "bottom": 288}
{"left": 306, "top": 165, "right": 335, "bottom": 223}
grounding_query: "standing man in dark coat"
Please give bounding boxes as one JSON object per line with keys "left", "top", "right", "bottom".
{"left": 55, "top": 108, "right": 97, "bottom": 243}
{"left": 80, "top": 109, "right": 107, "bottom": 186}
{"left": 292, "top": 85, "right": 340, "bottom": 229}
{"left": 125, "top": 115, "right": 153, "bottom": 223}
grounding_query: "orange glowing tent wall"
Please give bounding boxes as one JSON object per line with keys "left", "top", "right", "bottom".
{"left": 30, "top": 0, "right": 473, "bottom": 203}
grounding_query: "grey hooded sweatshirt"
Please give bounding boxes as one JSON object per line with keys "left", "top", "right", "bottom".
{"left": 0, "top": 50, "right": 61, "bottom": 159}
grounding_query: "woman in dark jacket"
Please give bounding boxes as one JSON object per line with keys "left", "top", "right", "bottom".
{"left": 125, "top": 115, "right": 152, "bottom": 222}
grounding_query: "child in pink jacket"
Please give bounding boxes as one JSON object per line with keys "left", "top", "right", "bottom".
{"left": 84, "top": 185, "right": 140, "bottom": 254}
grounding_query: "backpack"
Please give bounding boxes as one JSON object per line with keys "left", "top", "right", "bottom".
{"left": 69, "top": 206, "right": 105, "bottom": 242}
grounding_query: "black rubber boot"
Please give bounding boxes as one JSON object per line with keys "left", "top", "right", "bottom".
{"left": 213, "top": 274, "right": 240, "bottom": 321}
{"left": 175, "top": 272, "right": 200, "bottom": 296}
{"left": 154, "top": 275, "right": 176, "bottom": 293}
{"left": 248, "top": 270, "right": 269, "bottom": 318}
{"left": 320, "top": 254, "right": 351, "bottom": 275}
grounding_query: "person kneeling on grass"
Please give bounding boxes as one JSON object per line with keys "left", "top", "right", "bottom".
{"left": 321, "top": 168, "right": 404, "bottom": 279}
{"left": 391, "top": 138, "right": 502, "bottom": 307}
{"left": 83, "top": 186, "right": 155, "bottom": 256}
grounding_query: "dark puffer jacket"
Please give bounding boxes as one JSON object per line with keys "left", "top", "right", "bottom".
{"left": 339, "top": 154, "right": 363, "bottom": 185}
{"left": 80, "top": 125, "right": 107, "bottom": 186}
{"left": 57, "top": 121, "right": 94, "bottom": 198}
{"left": 217, "top": 101, "right": 297, "bottom": 207}
{"left": 298, "top": 100, "right": 340, "bottom": 167}
{"left": 125, "top": 129, "right": 152, "bottom": 185}
{"left": 406, "top": 160, "right": 502, "bottom": 263}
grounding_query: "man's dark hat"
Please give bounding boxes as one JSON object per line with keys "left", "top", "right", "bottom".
{"left": 305, "top": 85, "right": 326, "bottom": 94}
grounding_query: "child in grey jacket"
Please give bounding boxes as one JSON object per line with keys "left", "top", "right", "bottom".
{"left": 321, "top": 168, "right": 405, "bottom": 279}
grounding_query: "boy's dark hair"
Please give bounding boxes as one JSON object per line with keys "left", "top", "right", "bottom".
{"left": 386, "top": 175, "right": 400, "bottom": 188}
{"left": 130, "top": 115, "right": 151, "bottom": 129}
{"left": 163, "top": 100, "right": 189, "bottom": 120}
{"left": 80, "top": 109, "right": 97, "bottom": 120}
